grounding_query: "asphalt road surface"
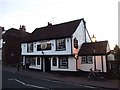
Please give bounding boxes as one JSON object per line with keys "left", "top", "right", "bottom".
{"left": 2, "top": 70, "right": 99, "bottom": 90}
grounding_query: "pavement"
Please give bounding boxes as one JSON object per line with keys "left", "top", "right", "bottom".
{"left": 2, "top": 65, "right": 120, "bottom": 90}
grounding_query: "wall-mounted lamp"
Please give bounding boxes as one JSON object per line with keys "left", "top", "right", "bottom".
{"left": 67, "top": 38, "right": 69, "bottom": 42}
{"left": 41, "top": 51, "right": 44, "bottom": 55}
{"left": 23, "top": 45, "right": 25, "bottom": 47}
{"left": 51, "top": 43, "right": 54, "bottom": 46}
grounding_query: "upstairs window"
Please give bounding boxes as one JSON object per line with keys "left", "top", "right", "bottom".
{"left": 56, "top": 39, "right": 66, "bottom": 51}
{"left": 27, "top": 43, "right": 33, "bottom": 52}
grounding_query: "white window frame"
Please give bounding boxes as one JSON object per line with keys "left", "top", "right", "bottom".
{"left": 27, "top": 43, "right": 33, "bottom": 52}
{"left": 52, "top": 57, "right": 57, "bottom": 66}
{"left": 59, "top": 57, "right": 68, "bottom": 69}
{"left": 81, "top": 56, "right": 93, "bottom": 64}
{"left": 30, "top": 57, "right": 36, "bottom": 66}
{"left": 37, "top": 57, "right": 40, "bottom": 65}
{"left": 87, "top": 56, "right": 93, "bottom": 64}
{"left": 81, "top": 56, "right": 86, "bottom": 64}
{"left": 56, "top": 39, "right": 66, "bottom": 51}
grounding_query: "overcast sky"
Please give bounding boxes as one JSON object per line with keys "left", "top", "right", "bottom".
{"left": 0, "top": 0, "right": 119, "bottom": 49}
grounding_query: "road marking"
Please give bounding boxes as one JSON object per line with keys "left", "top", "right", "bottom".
{"left": 14, "top": 79, "right": 26, "bottom": 85}
{"left": 32, "top": 77, "right": 96, "bottom": 89}
{"left": 8, "top": 78, "right": 52, "bottom": 90}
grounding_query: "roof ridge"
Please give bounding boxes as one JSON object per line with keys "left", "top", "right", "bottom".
{"left": 33, "top": 19, "right": 82, "bottom": 32}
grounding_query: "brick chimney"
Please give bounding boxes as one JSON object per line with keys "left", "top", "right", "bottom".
{"left": 19, "top": 25, "right": 26, "bottom": 32}
{"left": 47, "top": 22, "right": 52, "bottom": 26}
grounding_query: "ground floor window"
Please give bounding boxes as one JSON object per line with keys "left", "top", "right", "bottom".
{"left": 81, "top": 56, "right": 93, "bottom": 64}
{"left": 59, "top": 57, "right": 68, "bottom": 69}
{"left": 37, "top": 57, "right": 40, "bottom": 65}
{"left": 30, "top": 57, "right": 36, "bottom": 66}
{"left": 52, "top": 57, "right": 57, "bottom": 66}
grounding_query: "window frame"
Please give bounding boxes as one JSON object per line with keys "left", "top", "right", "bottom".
{"left": 87, "top": 56, "right": 93, "bottom": 64}
{"left": 52, "top": 57, "right": 57, "bottom": 66}
{"left": 81, "top": 56, "right": 93, "bottom": 64}
{"left": 30, "top": 57, "right": 36, "bottom": 66}
{"left": 56, "top": 38, "right": 66, "bottom": 51}
{"left": 59, "top": 57, "right": 68, "bottom": 69}
{"left": 27, "top": 43, "right": 33, "bottom": 53}
{"left": 37, "top": 57, "right": 40, "bottom": 65}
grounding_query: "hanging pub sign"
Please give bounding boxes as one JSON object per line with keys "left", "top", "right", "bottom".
{"left": 41, "top": 42, "right": 47, "bottom": 49}
{"left": 74, "top": 37, "right": 78, "bottom": 49}
{"left": 37, "top": 41, "right": 51, "bottom": 51}
{"left": 73, "top": 37, "right": 79, "bottom": 54}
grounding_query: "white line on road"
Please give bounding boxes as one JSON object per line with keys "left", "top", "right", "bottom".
{"left": 8, "top": 78, "right": 52, "bottom": 90}
{"left": 32, "top": 77, "right": 96, "bottom": 89}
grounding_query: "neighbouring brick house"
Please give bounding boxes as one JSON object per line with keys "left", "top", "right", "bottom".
{"left": 2, "top": 26, "right": 30, "bottom": 65}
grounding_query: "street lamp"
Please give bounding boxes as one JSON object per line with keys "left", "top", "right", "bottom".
{"left": 91, "top": 34, "right": 97, "bottom": 71}
{"left": 91, "top": 34, "right": 96, "bottom": 42}
{"left": 41, "top": 51, "right": 45, "bottom": 73}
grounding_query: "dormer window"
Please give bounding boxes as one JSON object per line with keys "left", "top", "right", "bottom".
{"left": 56, "top": 39, "right": 66, "bottom": 51}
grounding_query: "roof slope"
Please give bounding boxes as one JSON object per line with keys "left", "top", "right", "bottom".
{"left": 22, "top": 19, "right": 82, "bottom": 42}
{"left": 2, "top": 28, "right": 30, "bottom": 39}
{"left": 78, "top": 41, "right": 109, "bottom": 56}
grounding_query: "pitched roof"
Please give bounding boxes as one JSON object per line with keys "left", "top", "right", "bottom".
{"left": 78, "top": 41, "right": 109, "bottom": 56}
{"left": 22, "top": 19, "right": 83, "bottom": 42}
{"left": 2, "top": 28, "right": 30, "bottom": 39}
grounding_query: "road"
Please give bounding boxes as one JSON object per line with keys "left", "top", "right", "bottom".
{"left": 2, "top": 70, "right": 99, "bottom": 90}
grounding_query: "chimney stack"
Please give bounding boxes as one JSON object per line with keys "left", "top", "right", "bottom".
{"left": 19, "top": 25, "right": 26, "bottom": 32}
{"left": 48, "top": 22, "right": 52, "bottom": 26}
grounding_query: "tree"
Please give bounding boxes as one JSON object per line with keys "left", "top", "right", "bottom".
{"left": 114, "top": 45, "right": 120, "bottom": 62}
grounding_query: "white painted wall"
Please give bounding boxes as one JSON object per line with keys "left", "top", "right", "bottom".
{"left": 79, "top": 56, "right": 93, "bottom": 71}
{"left": 21, "top": 43, "right": 27, "bottom": 54}
{"left": 79, "top": 56, "right": 107, "bottom": 72}
{"left": 106, "top": 43, "right": 110, "bottom": 52}
{"left": 96, "top": 56, "right": 102, "bottom": 70}
{"left": 51, "top": 56, "right": 77, "bottom": 71}
{"left": 21, "top": 38, "right": 72, "bottom": 55}
{"left": 72, "top": 20, "right": 86, "bottom": 52}
{"left": 103, "top": 56, "right": 107, "bottom": 72}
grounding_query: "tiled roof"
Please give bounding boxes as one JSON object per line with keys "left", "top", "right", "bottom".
{"left": 78, "top": 41, "right": 109, "bottom": 56}
{"left": 22, "top": 19, "right": 83, "bottom": 42}
{"left": 2, "top": 28, "right": 30, "bottom": 39}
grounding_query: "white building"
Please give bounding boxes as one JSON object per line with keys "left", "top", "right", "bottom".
{"left": 21, "top": 18, "right": 91, "bottom": 72}
{"left": 78, "top": 41, "right": 110, "bottom": 73}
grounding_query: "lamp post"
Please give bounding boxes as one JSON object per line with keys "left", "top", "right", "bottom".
{"left": 41, "top": 51, "right": 45, "bottom": 73}
{"left": 91, "top": 34, "right": 97, "bottom": 71}
{"left": 91, "top": 35, "right": 96, "bottom": 43}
